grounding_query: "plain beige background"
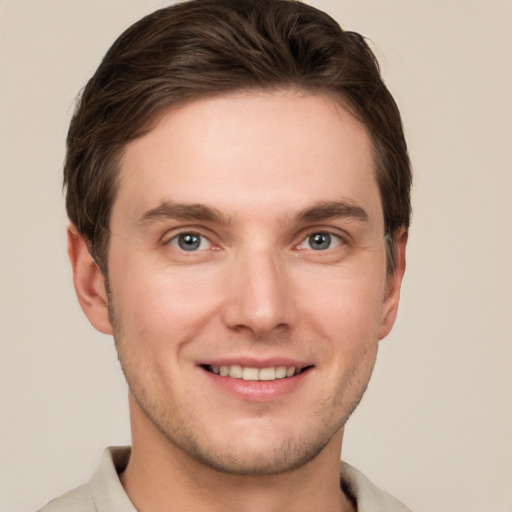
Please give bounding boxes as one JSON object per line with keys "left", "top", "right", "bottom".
{"left": 1, "top": 1, "right": 511, "bottom": 511}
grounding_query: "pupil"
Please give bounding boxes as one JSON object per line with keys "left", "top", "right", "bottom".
{"left": 179, "top": 234, "right": 200, "bottom": 251}
{"left": 310, "top": 232, "right": 331, "bottom": 250}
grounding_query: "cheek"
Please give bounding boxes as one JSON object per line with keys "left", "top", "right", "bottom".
{"left": 296, "top": 263, "right": 387, "bottom": 334}
{"left": 108, "top": 258, "right": 226, "bottom": 343}
{"left": 293, "top": 263, "right": 386, "bottom": 388}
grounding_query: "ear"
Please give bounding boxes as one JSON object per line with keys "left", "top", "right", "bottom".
{"left": 378, "top": 228, "right": 408, "bottom": 340}
{"left": 67, "top": 225, "right": 113, "bottom": 334}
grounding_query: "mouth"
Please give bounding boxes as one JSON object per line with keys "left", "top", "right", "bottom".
{"left": 201, "top": 364, "right": 313, "bottom": 381}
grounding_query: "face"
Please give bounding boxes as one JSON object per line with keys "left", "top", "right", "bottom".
{"left": 72, "top": 90, "right": 406, "bottom": 475}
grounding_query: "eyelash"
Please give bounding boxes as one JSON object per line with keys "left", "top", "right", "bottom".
{"left": 165, "top": 229, "right": 349, "bottom": 253}
{"left": 296, "top": 231, "right": 345, "bottom": 251}
{"left": 167, "top": 232, "right": 214, "bottom": 252}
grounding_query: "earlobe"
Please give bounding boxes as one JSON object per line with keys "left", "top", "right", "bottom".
{"left": 67, "top": 225, "right": 113, "bottom": 335}
{"left": 378, "top": 228, "right": 408, "bottom": 340}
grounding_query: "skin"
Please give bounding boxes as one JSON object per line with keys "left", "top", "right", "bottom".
{"left": 68, "top": 90, "right": 407, "bottom": 512}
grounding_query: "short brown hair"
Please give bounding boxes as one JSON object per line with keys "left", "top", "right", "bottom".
{"left": 64, "top": 0, "right": 411, "bottom": 272}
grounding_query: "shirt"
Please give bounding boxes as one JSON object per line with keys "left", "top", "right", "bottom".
{"left": 38, "top": 446, "right": 412, "bottom": 512}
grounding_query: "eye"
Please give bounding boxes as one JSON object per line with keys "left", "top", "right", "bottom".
{"left": 298, "top": 232, "right": 343, "bottom": 251}
{"left": 168, "top": 232, "right": 212, "bottom": 252}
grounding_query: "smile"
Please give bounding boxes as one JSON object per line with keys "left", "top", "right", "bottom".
{"left": 203, "top": 364, "right": 310, "bottom": 381}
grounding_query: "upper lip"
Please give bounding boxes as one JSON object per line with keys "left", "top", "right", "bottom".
{"left": 198, "top": 357, "right": 312, "bottom": 369}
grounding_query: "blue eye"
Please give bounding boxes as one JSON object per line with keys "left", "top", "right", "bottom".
{"left": 299, "top": 232, "right": 342, "bottom": 251}
{"left": 169, "top": 232, "right": 211, "bottom": 251}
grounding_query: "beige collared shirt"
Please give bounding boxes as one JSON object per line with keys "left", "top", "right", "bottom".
{"left": 39, "top": 446, "right": 412, "bottom": 512}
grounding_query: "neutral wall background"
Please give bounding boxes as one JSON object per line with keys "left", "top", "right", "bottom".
{"left": 1, "top": 1, "right": 511, "bottom": 511}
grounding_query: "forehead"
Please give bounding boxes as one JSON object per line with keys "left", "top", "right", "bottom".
{"left": 113, "top": 90, "right": 382, "bottom": 231}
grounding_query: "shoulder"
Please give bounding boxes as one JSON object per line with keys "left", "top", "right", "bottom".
{"left": 37, "top": 447, "right": 135, "bottom": 512}
{"left": 340, "top": 461, "right": 412, "bottom": 512}
{"left": 37, "top": 484, "right": 94, "bottom": 512}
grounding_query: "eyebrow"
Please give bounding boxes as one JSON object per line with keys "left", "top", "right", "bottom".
{"left": 296, "top": 200, "right": 369, "bottom": 223}
{"left": 138, "top": 201, "right": 231, "bottom": 225}
{"left": 138, "top": 199, "right": 368, "bottom": 227}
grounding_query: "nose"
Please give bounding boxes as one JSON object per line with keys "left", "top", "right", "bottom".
{"left": 220, "top": 249, "right": 296, "bottom": 336}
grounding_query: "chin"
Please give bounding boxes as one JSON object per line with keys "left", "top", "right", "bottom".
{"left": 141, "top": 402, "right": 345, "bottom": 477}
{"left": 169, "top": 426, "right": 337, "bottom": 476}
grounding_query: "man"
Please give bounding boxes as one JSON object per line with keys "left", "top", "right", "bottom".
{"left": 40, "top": 0, "right": 412, "bottom": 510}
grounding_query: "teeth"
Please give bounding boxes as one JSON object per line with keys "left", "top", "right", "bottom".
{"left": 275, "top": 366, "right": 287, "bottom": 379}
{"left": 242, "top": 367, "right": 259, "bottom": 380}
{"left": 258, "top": 367, "right": 276, "bottom": 381}
{"left": 229, "top": 365, "right": 243, "bottom": 379}
{"left": 212, "top": 365, "right": 301, "bottom": 381}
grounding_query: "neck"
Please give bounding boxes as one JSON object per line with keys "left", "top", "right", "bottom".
{"left": 120, "top": 398, "right": 354, "bottom": 512}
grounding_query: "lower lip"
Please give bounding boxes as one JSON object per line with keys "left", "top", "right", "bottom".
{"left": 201, "top": 367, "right": 312, "bottom": 401}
